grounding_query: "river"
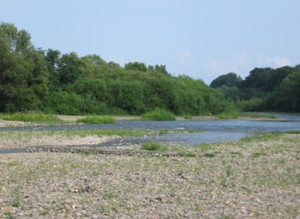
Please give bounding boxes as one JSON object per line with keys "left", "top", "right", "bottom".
{"left": 0, "top": 113, "right": 299, "bottom": 146}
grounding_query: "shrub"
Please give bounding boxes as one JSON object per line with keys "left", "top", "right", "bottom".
{"left": 216, "top": 113, "right": 239, "bottom": 120}
{"left": 204, "top": 153, "right": 215, "bottom": 158}
{"left": 76, "top": 116, "right": 116, "bottom": 124}
{"left": 239, "top": 98, "right": 264, "bottom": 112}
{"left": 141, "top": 108, "right": 176, "bottom": 121}
{"left": 142, "top": 142, "right": 164, "bottom": 151}
{"left": 1, "top": 112, "right": 62, "bottom": 123}
{"left": 184, "top": 115, "right": 193, "bottom": 120}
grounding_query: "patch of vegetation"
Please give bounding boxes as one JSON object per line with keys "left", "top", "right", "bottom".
{"left": 204, "top": 153, "right": 215, "bottom": 158}
{"left": 7, "top": 161, "right": 22, "bottom": 167}
{"left": 196, "top": 143, "right": 213, "bottom": 151}
{"left": 0, "top": 129, "right": 163, "bottom": 140}
{"left": 179, "top": 152, "right": 196, "bottom": 157}
{"left": 241, "top": 132, "right": 282, "bottom": 143}
{"left": 284, "top": 130, "right": 300, "bottom": 134}
{"left": 76, "top": 116, "right": 116, "bottom": 124}
{"left": 0, "top": 23, "right": 231, "bottom": 116}
{"left": 103, "top": 192, "right": 115, "bottom": 199}
{"left": 141, "top": 108, "right": 176, "bottom": 121}
{"left": 216, "top": 112, "right": 278, "bottom": 120}
{"left": 287, "top": 206, "right": 299, "bottom": 218}
{"left": 217, "top": 113, "right": 239, "bottom": 120}
{"left": 4, "top": 212, "right": 14, "bottom": 219}
{"left": 240, "top": 113, "right": 277, "bottom": 119}
{"left": 1, "top": 113, "right": 62, "bottom": 123}
{"left": 217, "top": 216, "right": 235, "bottom": 219}
{"left": 252, "top": 152, "right": 267, "bottom": 158}
{"left": 183, "top": 115, "right": 193, "bottom": 120}
{"left": 142, "top": 142, "right": 166, "bottom": 151}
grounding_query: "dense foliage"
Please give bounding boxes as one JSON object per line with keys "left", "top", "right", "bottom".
{"left": 0, "top": 23, "right": 230, "bottom": 115}
{"left": 210, "top": 66, "right": 300, "bottom": 112}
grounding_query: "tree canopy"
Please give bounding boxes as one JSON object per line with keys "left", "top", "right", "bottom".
{"left": 0, "top": 22, "right": 230, "bottom": 115}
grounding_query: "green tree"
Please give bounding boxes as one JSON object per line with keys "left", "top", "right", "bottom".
{"left": 0, "top": 22, "right": 48, "bottom": 112}
{"left": 57, "top": 52, "right": 84, "bottom": 85}
{"left": 125, "top": 62, "right": 147, "bottom": 72}
{"left": 275, "top": 69, "right": 300, "bottom": 111}
{"left": 210, "top": 72, "right": 242, "bottom": 88}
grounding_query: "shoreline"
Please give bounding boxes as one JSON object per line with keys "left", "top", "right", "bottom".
{"left": 0, "top": 114, "right": 289, "bottom": 128}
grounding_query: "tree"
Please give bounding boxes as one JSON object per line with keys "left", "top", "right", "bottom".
{"left": 57, "top": 52, "right": 84, "bottom": 85}
{"left": 44, "top": 49, "right": 61, "bottom": 91}
{"left": 210, "top": 72, "right": 242, "bottom": 88}
{"left": 124, "top": 62, "right": 147, "bottom": 72}
{"left": 0, "top": 22, "right": 48, "bottom": 112}
{"left": 275, "top": 69, "right": 300, "bottom": 111}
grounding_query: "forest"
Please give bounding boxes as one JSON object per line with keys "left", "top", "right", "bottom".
{"left": 1, "top": 22, "right": 299, "bottom": 116}
{"left": 0, "top": 22, "right": 229, "bottom": 116}
{"left": 210, "top": 65, "right": 300, "bottom": 112}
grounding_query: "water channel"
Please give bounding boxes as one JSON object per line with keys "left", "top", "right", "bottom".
{"left": 0, "top": 113, "right": 299, "bottom": 150}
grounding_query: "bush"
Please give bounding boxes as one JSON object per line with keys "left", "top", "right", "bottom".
{"left": 45, "top": 91, "right": 108, "bottom": 115}
{"left": 142, "top": 142, "right": 164, "bottom": 151}
{"left": 216, "top": 113, "right": 239, "bottom": 120}
{"left": 184, "top": 115, "right": 193, "bottom": 120}
{"left": 76, "top": 116, "right": 116, "bottom": 124}
{"left": 141, "top": 108, "right": 176, "bottom": 121}
{"left": 239, "top": 98, "right": 264, "bottom": 111}
{"left": 1, "top": 112, "right": 62, "bottom": 123}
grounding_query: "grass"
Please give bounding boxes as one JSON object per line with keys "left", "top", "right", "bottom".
{"left": 141, "top": 142, "right": 165, "bottom": 151}
{"left": 183, "top": 115, "right": 193, "bottom": 120}
{"left": 216, "top": 113, "right": 239, "bottom": 120}
{"left": 252, "top": 152, "right": 267, "bottom": 158}
{"left": 76, "top": 116, "right": 117, "bottom": 124}
{"left": 217, "top": 112, "right": 278, "bottom": 120}
{"left": 241, "top": 132, "right": 282, "bottom": 143}
{"left": 141, "top": 108, "right": 176, "bottom": 121}
{"left": 0, "top": 129, "right": 164, "bottom": 140}
{"left": 204, "top": 153, "right": 215, "bottom": 158}
{"left": 240, "top": 112, "right": 277, "bottom": 119}
{"left": 0, "top": 112, "right": 62, "bottom": 123}
{"left": 179, "top": 152, "right": 196, "bottom": 157}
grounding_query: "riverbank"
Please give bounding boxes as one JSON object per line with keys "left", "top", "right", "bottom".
{"left": 0, "top": 133, "right": 299, "bottom": 218}
{"left": 0, "top": 129, "right": 167, "bottom": 149}
{"left": 0, "top": 113, "right": 288, "bottom": 128}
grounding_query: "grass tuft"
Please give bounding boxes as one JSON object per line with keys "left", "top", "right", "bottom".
{"left": 1, "top": 112, "right": 62, "bottom": 123}
{"left": 76, "top": 116, "right": 116, "bottom": 124}
{"left": 252, "top": 152, "right": 267, "bottom": 158}
{"left": 204, "top": 153, "right": 215, "bottom": 158}
{"left": 142, "top": 142, "right": 165, "bottom": 151}
{"left": 183, "top": 115, "right": 193, "bottom": 120}
{"left": 217, "top": 113, "right": 239, "bottom": 120}
{"left": 141, "top": 108, "right": 176, "bottom": 121}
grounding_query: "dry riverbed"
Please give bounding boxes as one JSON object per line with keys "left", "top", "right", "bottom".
{"left": 0, "top": 133, "right": 299, "bottom": 218}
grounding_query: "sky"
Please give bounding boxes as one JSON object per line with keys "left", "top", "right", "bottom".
{"left": 1, "top": 0, "right": 300, "bottom": 84}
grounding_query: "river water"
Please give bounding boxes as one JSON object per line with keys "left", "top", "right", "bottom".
{"left": 0, "top": 113, "right": 299, "bottom": 147}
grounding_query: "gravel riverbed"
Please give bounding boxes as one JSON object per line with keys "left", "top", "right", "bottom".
{"left": 0, "top": 134, "right": 299, "bottom": 218}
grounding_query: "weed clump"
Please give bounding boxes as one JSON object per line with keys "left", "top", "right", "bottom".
{"left": 76, "top": 116, "right": 116, "bottom": 124}
{"left": 142, "top": 108, "right": 176, "bottom": 121}
{"left": 204, "top": 153, "right": 215, "bottom": 158}
{"left": 252, "top": 152, "right": 267, "bottom": 158}
{"left": 1, "top": 112, "right": 62, "bottom": 123}
{"left": 184, "top": 115, "right": 193, "bottom": 120}
{"left": 142, "top": 142, "right": 165, "bottom": 151}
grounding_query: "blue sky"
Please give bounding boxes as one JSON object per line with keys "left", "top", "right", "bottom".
{"left": 1, "top": 0, "right": 300, "bottom": 83}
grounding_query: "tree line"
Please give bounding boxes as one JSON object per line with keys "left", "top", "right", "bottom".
{"left": 210, "top": 66, "right": 300, "bottom": 112}
{"left": 0, "top": 22, "right": 229, "bottom": 115}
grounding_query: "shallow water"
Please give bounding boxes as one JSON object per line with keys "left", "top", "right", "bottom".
{"left": 89, "top": 131, "right": 253, "bottom": 147}
{"left": 0, "top": 113, "right": 299, "bottom": 148}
